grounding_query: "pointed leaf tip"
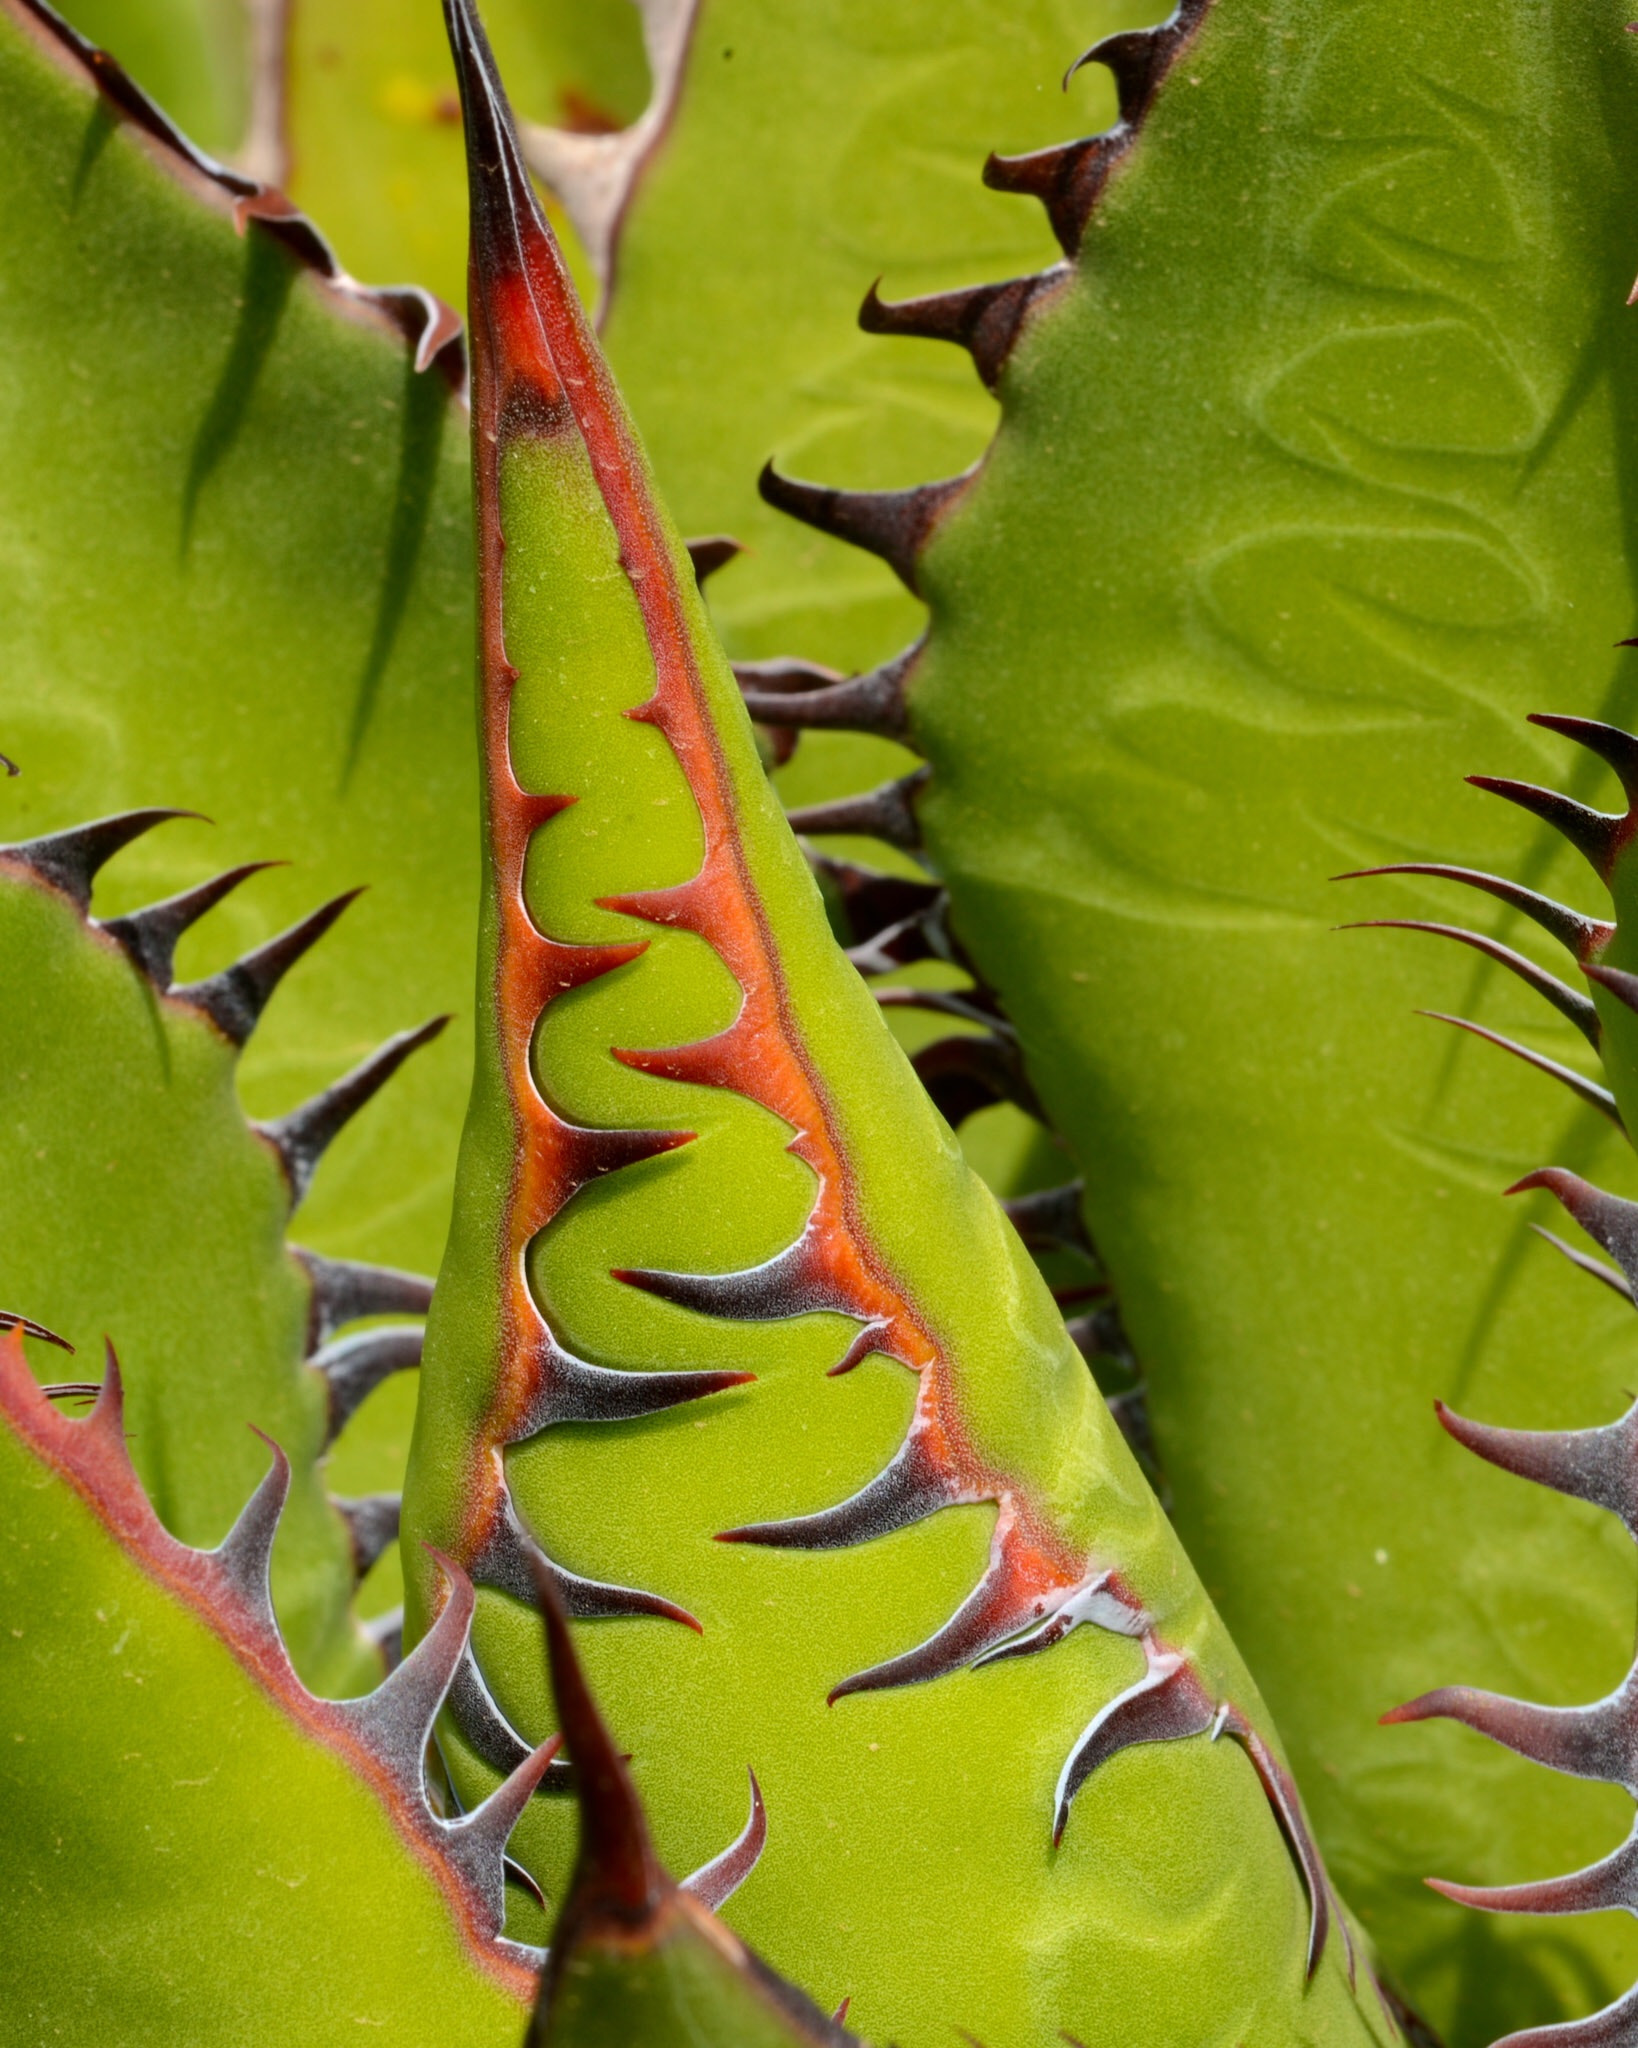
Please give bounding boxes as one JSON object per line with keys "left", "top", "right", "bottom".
{"left": 532, "top": 1555, "right": 666, "bottom": 1922}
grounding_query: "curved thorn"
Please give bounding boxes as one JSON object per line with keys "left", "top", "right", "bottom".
{"left": 1382, "top": 1681, "right": 1638, "bottom": 1789}
{"left": 912, "top": 1032, "right": 1042, "bottom": 1125}
{"left": 506, "top": 1343, "right": 753, "bottom": 1443}
{"left": 858, "top": 272, "right": 1057, "bottom": 389}
{"left": 503, "top": 1855, "right": 547, "bottom": 1909}
{"left": 86, "top": 1338, "right": 128, "bottom": 1456}
{"left": 258, "top": 1015, "right": 452, "bottom": 1207}
{"left": 874, "top": 986, "right": 1006, "bottom": 1033}
{"left": 972, "top": 1573, "right": 1141, "bottom": 1670}
{"left": 786, "top": 770, "right": 930, "bottom": 853}
{"left": 0, "top": 1309, "right": 73, "bottom": 1352}
{"left": 212, "top": 1427, "right": 292, "bottom": 1629}
{"left": 1466, "top": 777, "right": 1623, "bottom": 881}
{"left": 829, "top": 1544, "right": 1065, "bottom": 1702}
{"left": 332, "top": 1491, "right": 402, "bottom": 1578}
{"left": 758, "top": 462, "right": 970, "bottom": 596}
{"left": 1217, "top": 1707, "right": 1332, "bottom": 1981}
{"left": 473, "top": 1486, "right": 699, "bottom": 1632}
{"left": 616, "top": 1228, "right": 858, "bottom": 1323}
{"left": 685, "top": 535, "right": 744, "bottom": 587}
{"left": 848, "top": 906, "right": 953, "bottom": 978}
{"left": 1054, "top": 1646, "right": 1215, "bottom": 1845}
{"left": 1418, "top": 1013, "right": 1620, "bottom": 1125}
{"left": 736, "top": 649, "right": 914, "bottom": 744}
{"left": 314, "top": 1325, "right": 425, "bottom": 1445}
{"left": 1428, "top": 1829, "right": 1638, "bottom": 1918}
{"left": 680, "top": 1767, "right": 767, "bottom": 1909}
{"left": 808, "top": 851, "right": 943, "bottom": 947}
{"left": 1436, "top": 1396, "right": 1638, "bottom": 1529}
{"left": 982, "top": 137, "right": 1126, "bottom": 258}
{"left": 295, "top": 1251, "right": 435, "bottom": 1348}
{"left": 1527, "top": 713, "right": 1638, "bottom": 809}
{"left": 1334, "top": 863, "right": 1611, "bottom": 964}
{"left": 1507, "top": 1170, "right": 1638, "bottom": 1291}
{"left": 97, "top": 860, "right": 280, "bottom": 992}
{"left": 1064, "top": 5, "right": 1209, "bottom": 118}
{"left": 1346, "top": 921, "right": 1599, "bottom": 1045}
{"left": 1002, "top": 1182, "right": 1093, "bottom": 1257}
{"left": 339, "top": 1546, "right": 474, "bottom": 1786}
{"left": 172, "top": 888, "right": 363, "bottom": 1046}
{"left": 1530, "top": 1225, "right": 1633, "bottom": 1301}
{"left": 1462, "top": 1983, "right": 1638, "bottom": 2048}
{"left": 439, "top": 1733, "right": 565, "bottom": 1940}
{"left": 1589, "top": 962, "right": 1638, "bottom": 1021}
{"left": 446, "top": 1647, "right": 573, "bottom": 1789}
{"left": 0, "top": 808, "right": 202, "bottom": 911}
{"left": 720, "top": 1427, "right": 964, "bottom": 1550}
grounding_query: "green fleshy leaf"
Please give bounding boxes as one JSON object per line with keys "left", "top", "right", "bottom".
{"left": 0, "top": 844, "right": 395, "bottom": 1693}
{"left": 403, "top": 7, "right": 1387, "bottom": 2044}
{"left": 528, "top": 1571, "right": 851, "bottom": 2048}
{"left": 0, "top": 0, "right": 476, "bottom": 1290}
{"left": 770, "top": 1, "right": 1638, "bottom": 2034}
{"left": 0, "top": 1329, "right": 540, "bottom": 2043}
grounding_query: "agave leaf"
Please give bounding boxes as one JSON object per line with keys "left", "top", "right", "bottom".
{"left": 0, "top": 1326, "right": 551, "bottom": 2043}
{"left": 536, "top": 0, "right": 1171, "bottom": 1207}
{"left": 0, "top": 0, "right": 475, "bottom": 1296}
{"left": 1362, "top": 713, "right": 1638, "bottom": 2048}
{"left": 0, "top": 816, "right": 445, "bottom": 1692}
{"left": 402, "top": 6, "right": 1385, "bottom": 2044}
{"left": 528, "top": 1567, "right": 852, "bottom": 2047}
{"left": 277, "top": 0, "right": 640, "bottom": 312}
{"left": 745, "top": 0, "right": 1638, "bottom": 2031}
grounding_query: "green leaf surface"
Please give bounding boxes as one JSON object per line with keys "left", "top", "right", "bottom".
{"left": 811, "top": 1, "right": 1638, "bottom": 2035}
{"left": 528, "top": 1569, "right": 852, "bottom": 2048}
{"left": 0, "top": 0, "right": 477, "bottom": 1291}
{"left": 589, "top": 0, "right": 1163, "bottom": 828}
{"left": 404, "top": 10, "right": 1387, "bottom": 2045}
{"left": 0, "top": 844, "right": 382, "bottom": 1693}
{"left": 0, "top": 1329, "right": 537, "bottom": 2045}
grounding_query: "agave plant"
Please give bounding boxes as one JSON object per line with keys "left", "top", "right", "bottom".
{"left": 10, "top": 0, "right": 1638, "bottom": 2042}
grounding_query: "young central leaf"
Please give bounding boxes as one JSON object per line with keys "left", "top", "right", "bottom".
{"left": 401, "top": 5, "right": 1387, "bottom": 2043}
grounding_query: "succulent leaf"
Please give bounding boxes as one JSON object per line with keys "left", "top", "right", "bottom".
{"left": 0, "top": 0, "right": 478, "bottom": 1297}
{"left": 529, "top": 1568, "right": 850, "bottom": 2047}
{"left": 1366, "top": 712, "right": 1638, "bottom": 2045}
{"left": 402, "top": 5, "right": 1383, "bottom": 2043}
{"left": 0, "top": 1324, "right": 550, "bottom": 2041}
{"left": 734, "top": 0, "right": 1638, "bottom": 2027}
{"left": 0, "top": 817, "right": 442, "bottom": 1690}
